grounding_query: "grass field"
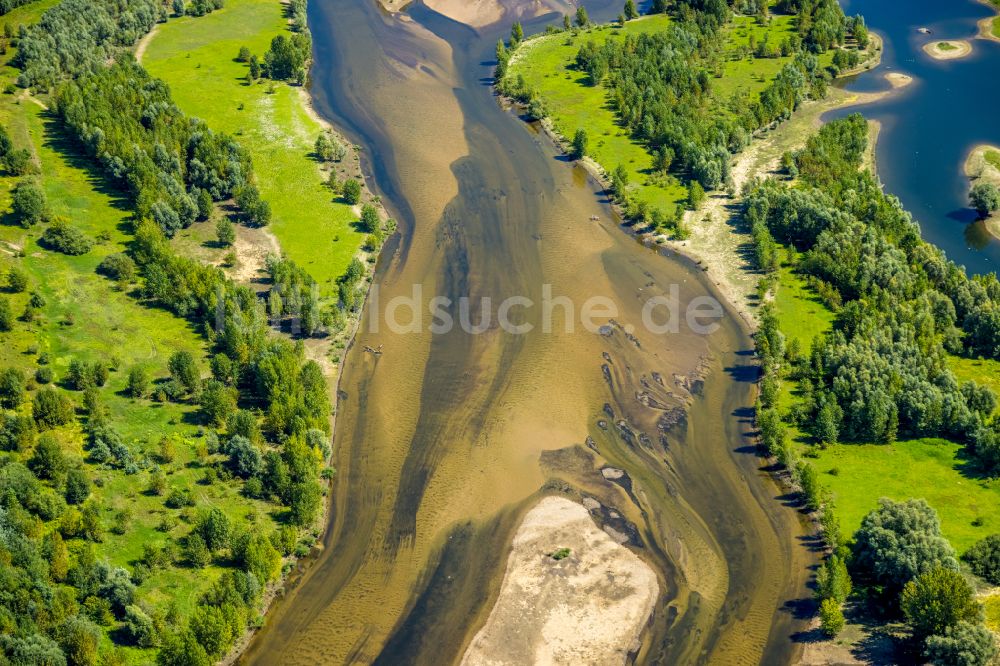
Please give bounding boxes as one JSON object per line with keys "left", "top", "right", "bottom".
{"left": 806, "top": 439, "right": 1000, "bottom": 554}
{"left": 770, "top": 260, "right": 1000, "bottom": 554}
{"left": 142, "top": 0, "right": 365, "bottom": 291}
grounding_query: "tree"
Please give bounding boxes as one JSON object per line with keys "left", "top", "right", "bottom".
{"left": 216, "top": 218, "right": 235, "bottom": 246}
{"left": 224, "top": 435, "right": 263, "bottom": 479}
{"left": 288, "top": 480, "right": 321, "bottom": 526}
{"left": 44, "top": 530, "right": 69, "bottom": 581}
{"left": 168, "top": 350, "right": 199, "bottom": 394}
{"left": 11, "top": 179, "right": 48, "bottom": 225}
{"left": 925, "top": 621, "right": 998, "bottom": 666}
{"left": 29, "top": 433, "right": 67, "bottom": 479}
{"left": 65, "top": 467, "right": 91, "bottom": 504}
{"left": 237, "top": 45, "right": 251, "bottom": 62}
{"left": 57, "top": 615, "right": 100, "bottom": 666}
{"left": 189, "top": 605, "right": 232, "bottom": 657}
{"left": 571, "top": 128, "right": 588, "bottom": 159}
{"left": 341, "top": 178, "right": 362, "bottom": 205}
{"left": 264, "top": 34, "right": 307, "bottom": 80}
{"left": 124, "top": 605, "right": 158, "bottom": 647}
{"left": 172, "top": 0, "right": 184, "bottom": 15}
{"left": 0, "top": 367, "right": 24, "bottom": 409}
{"left": 7, "top": 267, "right": 28, "bottom": 292}
{"left": 624, "top": 0, "right": 637, "bottom": 20}
{"left": 563, "top": 13, "right": 571, "bottom": 30}
{"left": 815, "top": 555, "right": 851, "bottom": 603}
{"left": 200, "top": 380, "right": 237, "bottom": 427}
{"left": 126, "top": 366, "right": 150, "bottom": 398}
{"left": 158, "top": 629, "right": 211, "bottom": 666}
{"left": 359, "top": 203, "right": 380, "bottom": 234}
{"left": 901, "top": 568, "right": 981, "bottom": 641}
{"left": 248, "top": 54, "right": 261, "bottom": 80}
{"left": 0, "top": 296, "right": 12, "bottom": 331}
{"left": 315, "top": 133, "right": 333, "bottom": 161}
{"left": 653, "top": 146, "right": 673, "bottom": 174}
{"left": 819, "top": 597, "right": 845, "bottom": 637}
{"left": 575, "top": 5, "right": 589, "bottom": 27}
{"left": 963, "top": 534, "right": 1000, "bottom": 585}
{"left": 194, "top": 507, "right": 231, "bottom": 552}
{"left": 232, "top": 531, "right": 280, "bottom": 583}
{"left": 98, "top": 253, "right": 137, "bottom": 283}
{"left": 41, "top": 220, "right": 92, "bottom": 255}
{"left": 852, "top": 498, "right": 958, "bottom": 592}
{"left": 510, "top": 21, "right": 523, "bottom": 44}
{"left": 185, "top": 533, "right": 212, "bottom": 568}
{"left": 970, "top": 182, "right": 1000, "bottom": 218}
{"left": 687, "top": 180, "right": 705, "bottom": 210}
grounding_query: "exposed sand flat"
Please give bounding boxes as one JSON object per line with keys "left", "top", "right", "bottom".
{"left": 884, "top": 72, "right": 913, "bottom": 88}
{"left": 922, "top": 39, "right": 973, "bottom": 60}
{"left": 461, "top": 496, "right": 658, "bottom": 666}
{"left": 978, "top": 16, "right": 1000, "bottom": 43}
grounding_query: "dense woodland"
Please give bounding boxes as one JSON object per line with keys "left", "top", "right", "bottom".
{"left": 751, "top": 115, "right": 1000, "bottom": 663}
{"left": 0, "top": 0, "right": 362, "bottom": 662}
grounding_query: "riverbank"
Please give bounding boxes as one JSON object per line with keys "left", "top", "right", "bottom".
{"left": 965, "top": 144, "right": 1000, "bottom": 238}
{"left": 502, "top": 16, "right": 885, "bottom": 330}
{"left": 138, "top": 0, "right": 394, "bottom": 662}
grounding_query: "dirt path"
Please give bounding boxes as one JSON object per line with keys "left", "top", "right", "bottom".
{"left": 133, "top": 24, "right": 160, "bottom": 64}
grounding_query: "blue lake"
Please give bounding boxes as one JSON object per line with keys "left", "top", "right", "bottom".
{"left": 829, "top": 0, "right": 1000, "bottom": 274}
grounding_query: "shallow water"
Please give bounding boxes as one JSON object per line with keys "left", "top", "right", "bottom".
{"left": 241, "top": 1, "right": 818, "bottom": 663}
{"left": 830, "top": 0, "right": 1000, "bottom": 273}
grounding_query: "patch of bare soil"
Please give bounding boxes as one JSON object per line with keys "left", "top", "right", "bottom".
{"left": 461, "top": 496, "right": 658, "bottom": 666}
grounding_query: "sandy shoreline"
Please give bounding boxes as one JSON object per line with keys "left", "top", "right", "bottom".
{"left": 964, "top": 144, "right": 1000, "bottom": 239}
{"left": 461, "top": 496, "right": 658, "bottom": 665}
{"left": 922, "top": 39, "right": 973, "bottom": 60}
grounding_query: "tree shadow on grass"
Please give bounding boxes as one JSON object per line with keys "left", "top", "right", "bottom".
{"left": 39, "top": 111, "right": 133, "bottom": 215}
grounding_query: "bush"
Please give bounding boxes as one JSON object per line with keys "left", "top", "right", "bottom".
{"left": 819, "top": 597, "right": 845, "bottom": 637}
{"left": 123, "top": 605, "right": 157, "bottom": 647}
{"left": 925, "top": 620, "right": 998, "bottom": 666}
{"left": 10, "top": 179, "right": 48, "bottom": 225}
{"left": 901, "top": 568, "right": 980, "bottom": 641}
{"left": 7, "top": 267, "right": 28, "bottom": 292}
{"left": 97, "top": 253, "right": 137, "bottom": 283}
{"left": 32, "top": 388, "right": 74, "bottom": 430}
{"left": 41, "top": 220, "right": 93, "bottom": 255}
{"left": 963, "top": 534, "right": 1000, "bottom": 585}
{"left": 341, "top": 178, "right": 361, "bottom": 204}
{"left": 29, "top": 433, "right": 66, "bottom": 480}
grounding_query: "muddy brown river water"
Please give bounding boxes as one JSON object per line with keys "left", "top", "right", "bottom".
{"left": 241, "top": 0, "right": 818, "bottom": 663}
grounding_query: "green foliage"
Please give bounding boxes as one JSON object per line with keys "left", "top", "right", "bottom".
{"left": 341, "top": 177, "right": 361, "bottom": 205}
{"left": 126, "top": 366, "right": 150, "bottom": 398}
{"left": 10, "top": 179, "right": 48, "bottom": 225}
{"left": 970, "top": 182, "right": 1000, "bottom": 219}
{"left": 571, "top": 128, "right": 588, "bottom": 159}
{"left": 40, "top": 220, "right": 93, "bottom": 255}
{"left": 901, "top": 568, "right": 981, "bottom": 641}
{"left": 853, "top": 498, "right": 958, "bottom": 593}
{"left": 815, "top": 554, "right": 851, "bottom": 603}
{"left": 28, "top": 433, "right": 67, "bottom": 480}
{"left": 168, "top": 350, "right": 199, "bottom": 395}
{"left": 963, "top": 534, "right": 1000, "bottom": 585}
{"left": 216, "top": 218, "right": 235, "bottom": 246}
{"left": 819, "top": 597, "right": 845, "bottom": 637}
{"left": 359, "top": 203, "right": 380, "bottom": 234}
{"left": 924, "top": 620, "right": 998, "bottom": 666}
{"left": 263, "top": 33, "right": 310, "bottom": 81}
{"left": 32, "top": 387, "right": 74, "bottom": 430}
{"left": 687, "top": 180, "right": 705, "bottom": 210}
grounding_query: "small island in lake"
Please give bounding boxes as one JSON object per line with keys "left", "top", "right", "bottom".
{"left": 922, "top": 39, "right": 973, "bottom": 59}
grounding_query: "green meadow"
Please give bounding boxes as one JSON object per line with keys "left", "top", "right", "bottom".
{"left": 773, "top": 261, "right": 1000, "bottom": 554}
{"left": 142, "top": 0, "right": 364, "bottom": 292}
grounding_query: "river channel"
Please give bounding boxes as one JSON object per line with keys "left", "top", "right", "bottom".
{"left": 242, "top": 0, "right": 818, "bottom": 663}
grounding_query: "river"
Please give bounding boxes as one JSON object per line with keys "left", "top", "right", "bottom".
{"left": 241, "top": 0, "right": 817, "bottom": 663}
{"left": 832, "top": 0, "right": 1000, "bottom": 274}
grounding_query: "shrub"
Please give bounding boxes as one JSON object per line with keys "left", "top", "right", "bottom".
{"left": 41, "top": 220, "right": 93, "bottom": 255}
{"left": 10, "top": 179, "right": 48, "bottom": 225}
{"left": 963, "top": 534, "right": 1000, "bottom": 585}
